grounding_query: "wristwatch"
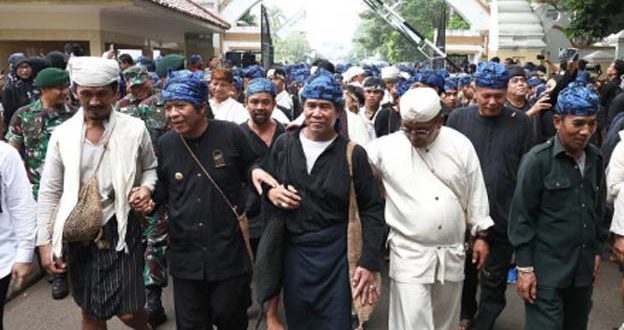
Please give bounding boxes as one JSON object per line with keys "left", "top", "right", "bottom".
{"left": 475, "top": 230, "right": 488, "bottom": 241}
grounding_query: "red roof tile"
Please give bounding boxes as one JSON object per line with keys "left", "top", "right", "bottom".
{"left": 147, "top": 0, "right": 231, "bottom": 30}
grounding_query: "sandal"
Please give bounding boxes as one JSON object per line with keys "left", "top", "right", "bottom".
{"left": 459, "top": 318, "right": 473, "bottom": 330}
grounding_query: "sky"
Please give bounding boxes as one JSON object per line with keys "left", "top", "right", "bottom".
{"left": 263, "top": 0, "right": 366, "bottom": 60}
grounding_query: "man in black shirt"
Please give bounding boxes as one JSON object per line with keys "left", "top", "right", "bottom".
{"left": 447, "top": 62, "right": 533, "bottom": 330}
{"left": 240, "top": 78, "right": 286, "bottom": 330}
{"left": 154, "top": 70, "right": 275, "bottom": 330}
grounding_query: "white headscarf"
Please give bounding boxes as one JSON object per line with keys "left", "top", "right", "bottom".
{"left": 399, "top": 87, "right": 441, "bottom": 122}
{"left": 67, "top": 56, "right": 119, "bottom": 87}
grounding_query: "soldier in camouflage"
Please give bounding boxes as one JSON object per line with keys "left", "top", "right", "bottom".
{"left": 118, "top": 58, "right": 184, "bottom": 328}
{"left": 6, "top": 67, "right": 76, "bottom": 301}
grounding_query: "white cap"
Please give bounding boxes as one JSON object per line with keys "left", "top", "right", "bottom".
{"left": 399, "top": 88, "right": 441, "bottom": 122}
{"left": 381, "top": 66, "right": 400, "bottom": 80}
{"left": 67, "top": 56, "right": 119, "bottom": 87}
{"left": 343, "top": 66, "right": 365, "bottom": 83}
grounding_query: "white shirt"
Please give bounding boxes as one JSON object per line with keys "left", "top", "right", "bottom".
{"left": 210, "top": 97, "right": 250, "bottom": 124}
{"left": 359, "top": 105, "right": 381, "bottom": 141}
{"left": 0, "top": 141, "right": 36, "bottom": 278}
{"left": 607, "top": 134, "right": 624, "bottom": 235}
{"left": 276, "top": 90, "right": 294, "bottom": 113}
{"left": 211, "top": 97, "right": 290, "bottom": 125}
{"left": 345, "top": 110, "right": 371, "bottom": 145}
{"left": 365, "top": 128, "right": 493, "bottom": 284}
{"left": 299, "top": 132, "right": 336, "bottom": 174}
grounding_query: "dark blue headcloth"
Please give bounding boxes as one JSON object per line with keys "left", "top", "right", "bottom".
{"left": 444, "top": 77, "right": 459, "bottom": 92}
{"left": 161, "top": 70, "right": 208, "bottom": 109}
{"left": 300, "top": 68, "right": 344, "bottom": 107}
{"left": 243, "top": 65, "right": 265, "bottom": 79}
{"left": 475, "top": 61, "right": 510, "bottom": 89}
{"left": 555, "top": 82, "right": 599, "bottom": 116}
{"left": 246, "top": 78, "right": 276, "bottom": 98}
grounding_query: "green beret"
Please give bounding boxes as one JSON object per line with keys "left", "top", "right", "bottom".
{"left": 34, "top": 68, "right": 69, "bottom": 88}
{"left": 156, "top": 54, "right": 186, "bottom": 78}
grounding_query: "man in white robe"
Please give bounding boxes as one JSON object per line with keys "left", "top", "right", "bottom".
{"left": 365, "top": 87, "right": 494, "bottom": 330}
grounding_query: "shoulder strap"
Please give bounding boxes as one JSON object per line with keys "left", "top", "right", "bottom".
{"left": 414, "top": 148, "right": 466, "bottom": 211}
{"left": 347, "top": 141, "right": 356, "bottom": 178}
{"left": 179, "top": 134, "right": 240, "bottom": 217}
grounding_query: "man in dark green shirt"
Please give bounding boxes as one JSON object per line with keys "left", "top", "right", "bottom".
{"left": 509, "top": 81, "right": 607, "bottom": 330}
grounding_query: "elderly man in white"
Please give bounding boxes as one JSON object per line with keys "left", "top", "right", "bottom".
{"left": 365, "top": 88, "right": 494, "bottom": 330}
{"left": 37, "top": 56, "right": 157, "bottom": 330}
{"left": 607, "top": 137, "right": 624, "bottom": 330}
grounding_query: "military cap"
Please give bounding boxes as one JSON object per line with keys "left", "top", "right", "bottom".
{"left": 34, "top": 67, "right": 70, "bottom": 88}
{"left": 123, "top": 66, "right": 150, "bottom": 87}
{"left": 156, "top": 54, "right": 186, "bottom": 78}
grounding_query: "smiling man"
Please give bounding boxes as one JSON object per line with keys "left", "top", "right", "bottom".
{"left": 509, "top": 82, "right": 607, "bottom": 330}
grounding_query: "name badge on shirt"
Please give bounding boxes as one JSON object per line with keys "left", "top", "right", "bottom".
{"left": 213, "top": 150, "right": 226, "bottom": 168}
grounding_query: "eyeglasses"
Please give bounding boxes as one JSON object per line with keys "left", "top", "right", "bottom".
{"left": 401, "top": 126, "right": 434, "bottom": 137}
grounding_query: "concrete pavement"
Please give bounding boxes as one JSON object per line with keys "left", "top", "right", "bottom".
{"left": 5, "top": 261, "right": 624, "bottom": 329}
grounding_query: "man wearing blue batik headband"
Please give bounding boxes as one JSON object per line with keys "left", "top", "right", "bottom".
{"left": 240, "top": 77, "right": 288, "bottom": 330}
{"left": 155, "top": 71, "right": 278, "bottom": 330}
{"left": 509, "top": 82, "right": 605, "bottom": 330}
{"left": 258, "top": 68, "right": 385, "bottom": 329}
{"left": 447, "top": 61, "right": 534, "bottom": 330}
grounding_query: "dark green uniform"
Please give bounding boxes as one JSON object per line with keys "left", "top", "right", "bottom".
{"left": 120, "top": 91, "right": 170, "bottom": 288}
{"left": 6, "top": 100, "right": 75, "bottom": 199}
{"left": 509, "top": 135, "right": 607, "bottom": 330}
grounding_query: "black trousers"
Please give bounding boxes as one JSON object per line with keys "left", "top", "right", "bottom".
{"left": 0, "top": 274, "right": 10, "bottom": 330}
{"left": 461, "top": 245, "right": 479, "bottom": 320}
{"left": 525, "top": 286, "right": 592, "bottom": 330}
{"left": 173, "top": 274, "right": 251, "bottom": 330}
{"left": 473, "top": 236, "right": 514, "bottom": 330}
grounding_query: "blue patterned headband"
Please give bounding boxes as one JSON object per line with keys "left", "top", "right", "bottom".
{"left": 475, "top": 61, "right": 509, "bottom": 89}
{"left": 555, "top": 82, "right": 599, "bottom": 116}
{"left": 161, "top": 70, "right": 208, "bottom": 109}
{"left": 246, "top": 78, "right": 276, "bottom": 98}
{"left": 300, "top": 68, "right": 344, "bottom": 107}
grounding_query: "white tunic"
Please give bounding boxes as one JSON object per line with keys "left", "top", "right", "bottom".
{"left": 276, "top": 90, "right": 294, "bottom": 113}
{"left": 607, "top": 132, "right": 624, "bottom": 235}
{"left": 210, "top": 97, "right": 249, "bottom": 124}
{"left": 365, "top": 127, "right": 493, "bottom": 284}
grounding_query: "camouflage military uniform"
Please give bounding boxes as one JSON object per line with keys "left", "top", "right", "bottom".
{"left": 6, "top": 99, "right": 75, "bottom": 199}
{"left": 120, "top": 91, "right": 170, "bottom": 288}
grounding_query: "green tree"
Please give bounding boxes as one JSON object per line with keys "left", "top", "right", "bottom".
{"left": 352, "top": 0, "right": 450, "bottom": 63}
{"left": 534, "top": 0, "right": 624, "bottom": 45}
{"left": 238, "top": 9, "right": 258, "bottom": 26}
{"left": 274, "top": 31, "right": 312, "bottom": 64}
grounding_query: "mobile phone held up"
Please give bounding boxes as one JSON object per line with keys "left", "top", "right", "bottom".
{"left": 558, "top": 48, "right": 579, "bottom": 62}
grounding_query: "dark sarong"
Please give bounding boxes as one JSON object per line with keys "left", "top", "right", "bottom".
{"left": 67, "top": 216, "right": 145, "bottom": 320}
{"left": 283, "top": 224, "right": 351, "bottom": 330}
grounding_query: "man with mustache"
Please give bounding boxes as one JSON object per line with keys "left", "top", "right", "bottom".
{"left": 240, "top": 78, "right": 287, "bottom": 329}
{"left": 36, "top": 56, "right": 157, "bottom": 329}
{"left": 509, "top": 82, "right": 606, "bottom": 330}
{"left": 446, "top": 62, "right": 533, "bottom": 330}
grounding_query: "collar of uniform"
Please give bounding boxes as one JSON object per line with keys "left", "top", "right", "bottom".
{"left": 42, "top": 103, "right": 74, "bottom": 119}
{"left": 551, "top": 133, "right": 596, "bottom": 162}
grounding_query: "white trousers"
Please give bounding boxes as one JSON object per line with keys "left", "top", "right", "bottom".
{"left": 389, "top": 279, "right": 462, "bottom": 330}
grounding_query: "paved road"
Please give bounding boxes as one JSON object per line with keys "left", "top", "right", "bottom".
{"left": 5, "top": 261, "right": 624, "bottom": 329}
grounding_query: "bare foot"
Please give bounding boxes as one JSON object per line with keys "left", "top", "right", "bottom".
{"left": 267, "top": 315, "right": 285, "bottom": 330}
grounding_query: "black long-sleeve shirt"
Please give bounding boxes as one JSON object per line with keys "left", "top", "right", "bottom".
{"left": 263, "top": 129, "right": 386, "bottom": 272}
{"left": 239, "top": 121, "right": 285, "bottom": 238}
{"left": 446, "top": 106, "right": 533, "bottom": 239}
{"left": 154, "top": 120, "right": 258, "bottom": 281}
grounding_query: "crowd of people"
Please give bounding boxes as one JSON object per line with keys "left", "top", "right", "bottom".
{"left": 0, "top": 41, "right": 623, "bottom": 330}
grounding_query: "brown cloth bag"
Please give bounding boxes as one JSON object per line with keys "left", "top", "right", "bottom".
{"left": 50, "top": 141, "right": 108, "bottom": 243}
{"left": 180, "top": 135, "right": 254, "bottom": 265}
{"left": 346, "top": 141, "right": 382, "bottom": 329}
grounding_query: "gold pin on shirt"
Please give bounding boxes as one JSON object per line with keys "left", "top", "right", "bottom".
{"left": 175, "top": 172, "right": 184, "bottom": 181}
